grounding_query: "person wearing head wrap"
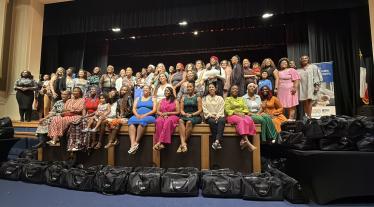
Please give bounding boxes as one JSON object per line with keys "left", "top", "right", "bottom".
{"left": 243, "top": 83, "right": 278, "bottom": 142}
{"left": 202, "top": 56, "right": 226, "bottom": 96}
{"left": 230, "top": 55, "right": 245, "bottom": 96}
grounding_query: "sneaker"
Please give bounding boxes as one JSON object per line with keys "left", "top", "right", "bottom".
{"left": 212, "top": 141, "right": 222, "bottom": 150}
{"left": 90, "top": 128, "right": 97, "bottom": 132}
{"left": 71, "top": 147, "right": 79, "bottom": 152}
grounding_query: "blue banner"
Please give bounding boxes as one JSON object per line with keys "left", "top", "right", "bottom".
{"left": 315, "top": 61, "right": 334, "bottom": 83}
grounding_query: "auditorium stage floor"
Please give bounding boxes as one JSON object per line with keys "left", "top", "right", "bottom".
{"left": 1, "top": 180, "right": 373, "bottom": 207}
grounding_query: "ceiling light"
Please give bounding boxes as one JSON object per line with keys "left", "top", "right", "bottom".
{"left": 262, "top": 12, "right": 274, "bottom": 19}
{"left": 178, "top": 21, "right": 188, "bottom": 26}
{"left": 130, "top": 36, "right": 136, "bottom": 39}
{"left": 193, "top": 31, "right": 198, "bottom": 35}
{"left": 112, "top": 27, "right": 121, "bottom": 32}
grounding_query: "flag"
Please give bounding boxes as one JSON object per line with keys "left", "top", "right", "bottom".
{"left": 359, "top": 50, "right": 369, "bottom": 104}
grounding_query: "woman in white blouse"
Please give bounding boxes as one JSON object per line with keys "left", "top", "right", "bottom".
{"left": 203, "top": 56, "right": 226, "bottom": 96}
{"left": 202, "top": 83, "right": 225, "bottom": 150}
{"left": 242, "top": 83, "right": 278, "bottom": 143}
{"left": 154, "top": 73, "right": 176, "bottom": 103}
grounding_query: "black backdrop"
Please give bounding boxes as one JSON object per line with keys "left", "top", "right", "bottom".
{"left": 40, "top": 5, "right": 373, "bottom": 116}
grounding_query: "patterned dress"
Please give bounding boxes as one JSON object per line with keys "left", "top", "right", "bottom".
{"left": 48, "top": 98, "right": 85, "bottom": 138}
{"left": 35, "top": 100, "right": 65, "bottom": 134}
{"left": 67, "top": 97, "right": 99, "bottom": 151}
{"left": 181, "top": 95, "right": 202, "bottom": 125}
{"left": 154, "top": 99, "right": 180, "bottom": 144}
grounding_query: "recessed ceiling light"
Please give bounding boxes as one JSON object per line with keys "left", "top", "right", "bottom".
{"left": 178, "top": 21, "right": 188, "bottom": 26}
{"left": 112, "top": 27, "right": 121, "bottom": 32}
{"left": 130, "top": 36, "right": 136, "bottom": 39}
{"left": 193, "top": 31, "right": 198, "bottom": 35}
{"left": 262, "top": 12, "right": 274, "bottom": 19}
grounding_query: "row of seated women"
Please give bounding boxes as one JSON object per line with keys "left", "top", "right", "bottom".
{"left": 35, "top": 79, "right": 286, "bottom": 155}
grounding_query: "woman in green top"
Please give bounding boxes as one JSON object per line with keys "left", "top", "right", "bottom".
{"left": 224, "top": 85, "right": 257, "bottom": 151}
{"left": 178, "top": 81, "right": 203, "bottom": 153}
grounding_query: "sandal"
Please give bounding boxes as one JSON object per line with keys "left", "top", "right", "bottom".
{"left": 104, "top": 142, "right": 114, "bottom": 149}
{"left": 177, "top": 144, "right": 187, "bottom": 153}
{"left": 47, "top": 140, "right": 60, "bottom": 147}
{"left": 90, "top": 141, "right": 98, "bottom": 149}
{"left": 128, "top": 143, "right": 139, "bottom": 154}
{"left": 112, "top": 139, "right": 120, "bottom": 146}
{"left": 94, "top": 142, "right": 102, "bottom": 149}
{"left": 153, "top": 143, "right": 160, "bottom": 151}
{"left": 240, "top": 140, "right": 250, "bottom": 150}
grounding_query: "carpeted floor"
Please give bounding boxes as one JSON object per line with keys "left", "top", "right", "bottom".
{"left": 1, "top": 180, "right": 373, "bottom": 207}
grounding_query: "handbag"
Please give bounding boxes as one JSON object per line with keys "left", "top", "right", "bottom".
{"left": 93, "top": 166, "right": 132, "bottom": 195}
{"left": 201, "top": 172, "right": 242, "bottom": 198}
{"left": 21, "top": 160, "right": 50, "bottom": 183}
{"left": 0, "top": 158, "right": 30, "bottom": 180}
{"left": 161, "top": 168, "right": 199, "bottom": 196}
{"left": 126, "top": 167, "right": 164, "bottom": 195}
{"left": 242, "top": 172, "right": 283, "bottom": 201}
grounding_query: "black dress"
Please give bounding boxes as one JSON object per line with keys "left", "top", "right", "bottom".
{"left": 14, "top": 78, "right": 37, "bottom": 121}
{"left": 231, "top": 63, "right": 245, "bottom": 96}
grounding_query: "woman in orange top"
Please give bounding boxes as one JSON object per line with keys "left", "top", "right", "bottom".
{"left": 258, "top": 85, "right": 287, "bottom": 132}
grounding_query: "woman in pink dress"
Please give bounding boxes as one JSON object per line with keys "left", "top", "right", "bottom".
{"left": 153, "top": 87, "right": 180, "bottom": 151}
{"left": 275, "top": 58, "right": 300, "bottom": 120}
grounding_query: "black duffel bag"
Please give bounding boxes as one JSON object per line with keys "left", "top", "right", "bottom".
{"left": 0, "top": 158, "right": 29, "bottom": 180}
{"left": 18, "top": 149, "right": 38, "bottom": 160}
{"left": 21, "top": 160, "right": 50, "bottom": 183}
{"left": 242, "top": 172, "right": 283, "bottom": 201}
{"left": 127, "top": 167, "right": 164, "bottom": 196}
{"left": 303, "top": 118, "right": 324, "bottom": 139}
{"left": 0, "top": 127, "right": 14, "bottom": 139}
{"left": 94, "top": 166, "right": 132, "bottom": 195}
{"left": 161, "top": 168, "right": 199, "bottom": 196}
{"left": 201, "top": 172, "right": 242, "bottom": 198}
{"left": 64, "top": 167, "right": 98, "bottom": 191}
{"left": 281, "top": 121, "right": 305, "bottom": 133}
{"left": 0, "top": 117, "right": 12, "bottom": 128}
{"left": 357, "top": 133, "right": 374, "bottom": 152}
{"left": 280, "top": 131, "right": 318, "bottom": 150}
{"left": 319, "top": 137, "right": 356, "bottom": 151}
{"left": 267, "top": 167, "right": 308, "bottom": 204}
{"left": 45, "top": 161, "right": 73, "bottom": 187}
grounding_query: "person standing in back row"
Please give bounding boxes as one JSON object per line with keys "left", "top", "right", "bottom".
{"left": 297, "top": 55, "right": 323, "bottom": 118}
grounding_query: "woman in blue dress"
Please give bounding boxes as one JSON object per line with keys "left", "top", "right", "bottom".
{"left": 127, "top": 85, "right": 157, "bottom": 154}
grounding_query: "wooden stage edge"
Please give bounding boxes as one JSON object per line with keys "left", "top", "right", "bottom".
{"left": 13, "top": 121, "right": 262, "bottom": 173}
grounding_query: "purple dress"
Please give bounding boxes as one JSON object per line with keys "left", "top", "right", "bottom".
{"left": 277, "top": 68, "right": 300, "bottom": 108}
{"left": 154, "top": 99, "right": 180, "bottom": 144}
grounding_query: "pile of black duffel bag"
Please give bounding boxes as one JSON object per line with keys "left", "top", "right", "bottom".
{"left": 0, "top": 157, "right": 308, "bottom": 203}
{"left": 279, "top": 115, "right": 374, "bottom": 151}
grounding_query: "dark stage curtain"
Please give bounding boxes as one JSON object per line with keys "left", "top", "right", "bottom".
{"left": 43, "top": 0, "right": 367, "bottom": 36}
{"left": 41, "top": 34, "right": 110, "bottom": 74}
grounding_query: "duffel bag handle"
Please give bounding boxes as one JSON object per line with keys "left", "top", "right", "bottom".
{"left": 213, "top": 178, "right": 230, "bottom": 193}
{"left": 254, "top": 181, "right": 271, "bottom": 196}
{"left": 171, "top": 178, "right": 190, "bottom": 192}
{"left": 137, "top": 174, "right": 150, "bottom": 192}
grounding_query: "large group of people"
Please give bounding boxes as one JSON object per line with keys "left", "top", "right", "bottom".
{"left": 14, "top": 54, "right": 322, "bottom": 154}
